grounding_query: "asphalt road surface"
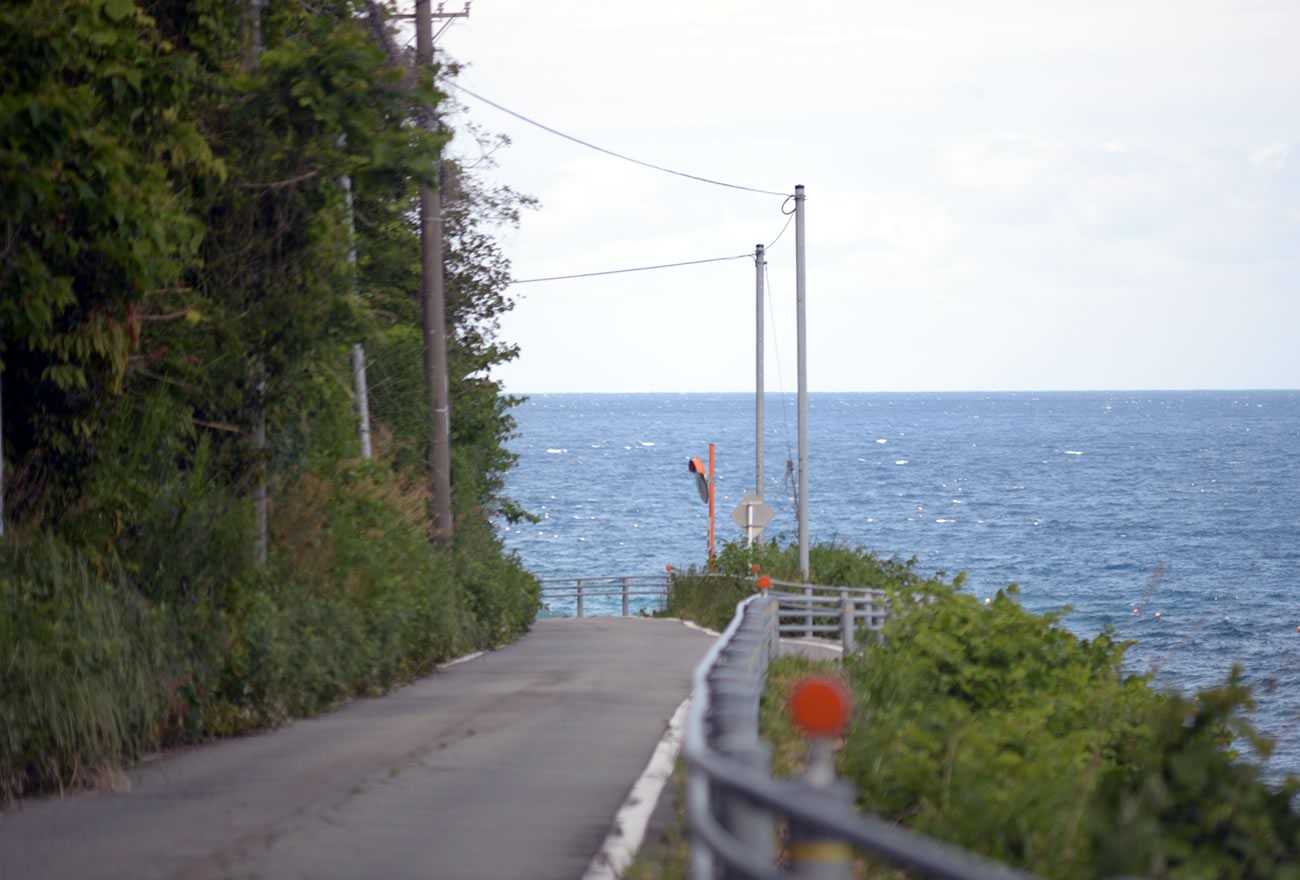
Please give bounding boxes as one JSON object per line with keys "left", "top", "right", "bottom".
{"left": 0, "top": 618, "right": 713, "bottom": 880}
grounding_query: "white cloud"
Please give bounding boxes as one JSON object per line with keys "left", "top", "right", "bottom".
{"left": 941, "top": 134, "right": 1063, "bottom": 192}
{"left": 1250, "top": 143, "right": 1292, "bottom": 173}
{"left": 441, "top": 0, "right": 1300, "bottom": 392}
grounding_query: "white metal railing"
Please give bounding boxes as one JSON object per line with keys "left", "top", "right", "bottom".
{"left": 538, "top": 574, "right": 671, "bottom": 618}
{"left": 683, "top": 590, "right": 1040, "bottom": 880}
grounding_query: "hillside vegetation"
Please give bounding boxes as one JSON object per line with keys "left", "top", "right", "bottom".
{"left": 672, "top": 541, "right": 1300, "bottom": 878}
{"left": 0, "top": 0, "right": 537, "bottom": 800}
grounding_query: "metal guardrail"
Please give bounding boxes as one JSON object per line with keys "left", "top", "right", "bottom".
{"left": 538, "top": 574, "right": 671, "bottom": 617}
{"left": 769, "top": 585, "right": 888, "bottom": 649}
{"left": 683, "top": 590, "right": 1039, "bottom": 880}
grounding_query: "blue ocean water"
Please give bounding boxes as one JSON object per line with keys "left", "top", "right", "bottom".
{"left": 502, "top": 392, "right": 1300, "bottom": 776}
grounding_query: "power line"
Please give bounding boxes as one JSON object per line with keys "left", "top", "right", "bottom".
{"left": 764, "top": 260, "right": 797, "bottom": 511}
{"left": 511, "top": 253, "right": 751, "bottom": 285}
{"left": 448, "top": 81, "right": 790, "bottom": 198}
{"left": 766, "top": 213, "right": 795, "bottom": 250}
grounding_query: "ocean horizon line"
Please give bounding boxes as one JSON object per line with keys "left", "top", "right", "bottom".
{"left": 501, "top": 387, "right": 1299, "bottom": 396}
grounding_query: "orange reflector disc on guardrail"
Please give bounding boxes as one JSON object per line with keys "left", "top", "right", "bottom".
{"left": 756, "top": 575, "right": 771, "bottom": 591}
{"left": 752, "top": 564, "right": 761, "bottom": 574}
{"left": 789, "top": 677, "right": 852, "bottom": 737}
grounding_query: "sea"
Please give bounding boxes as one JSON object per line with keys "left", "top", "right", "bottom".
{"left": 501, "top": 391, "right": 1300, "bottom": 778}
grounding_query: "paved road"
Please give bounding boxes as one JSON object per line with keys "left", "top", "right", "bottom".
{"left": 0, "top": 618, "right": 713, "bottom": 880}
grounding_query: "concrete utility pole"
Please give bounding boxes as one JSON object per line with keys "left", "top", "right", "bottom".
{"left": 338, "top": 136, "right": 371, "bottom": 460}
{"left": 415, "top": 0, "right": 468, "bottom": 543}
{"left": 352, "top": 344, "right": 373, "bottom": 460}
{"left": 795, "top": 185, "right": 809, "bottom": 581}
{"left": 754, "top": 243, "right": 765, "bottom": 502}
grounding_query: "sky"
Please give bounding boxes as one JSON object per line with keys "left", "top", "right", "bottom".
{"left": 434, "top": 1, "right": 1300, "bottom": 393}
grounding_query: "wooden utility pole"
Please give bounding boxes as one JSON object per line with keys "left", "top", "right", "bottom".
{"left": 414, "top": 1, "right": 467, "bottom": 543}
{"left": 248, "top": 0, "right": 268, "bottom": 565}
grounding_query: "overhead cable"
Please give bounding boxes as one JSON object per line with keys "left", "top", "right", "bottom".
{"left": 511, "top": 212, "right": 795, "bottom": 285}
{"left": 765, "top": 214, "right": 795, "bottom": 250}
{"left": 511, "top": 253, "right": 751, "bottom": 285}
{"left": 764, "top": 260, "right": 799, "bottom": 511}
{"left": 448, "top": 81, "right": 790, "bottom": 198}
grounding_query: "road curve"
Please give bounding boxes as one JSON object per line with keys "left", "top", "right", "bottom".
{"left": 0, "top": 618, "right": 713, "bottom": 880}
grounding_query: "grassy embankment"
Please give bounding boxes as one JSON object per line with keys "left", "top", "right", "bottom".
{"left": 0, "top": 469, "right": 538, "bottom": 802}
{"left": 0, "top": 0, "right": 541, "bottom": 804}
{"left": 638, "top": 540, "right": 1300, "bottom": 879}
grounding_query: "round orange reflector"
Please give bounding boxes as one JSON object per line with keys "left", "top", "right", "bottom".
{"left": 751, "top": 564, "right": 761, "bottom": 574}
{"left": 756, "top": 575, "right": 772, "bottom": 591}
{"left": 665, "top": 564, "right": 673, "bottom": 572}
{"left": 789, "top": 677, "right": 852, "bottom": 737}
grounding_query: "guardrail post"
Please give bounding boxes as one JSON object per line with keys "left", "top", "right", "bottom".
{"left": 840, "top": 594, "right": 855, "bottom": 654}
{"left": 804, "top": 586, "right": 813, "bottom": 638}
{"left": 710, "top": 620, "right": 776, "bottom": 880}
{"left": 576, "top": 578, "right": 584, "bottom": 619}
{"left": 622, "top": 576, "right": 630, "bottom": 616}
{"left": 788, "top": 679, "right": 854, "bottom": 880}
{"left": 720, "top": 741, "right": 775, "bottom": 878}
{"left": 789, "top": 775, "right": 855, "bottom": 878}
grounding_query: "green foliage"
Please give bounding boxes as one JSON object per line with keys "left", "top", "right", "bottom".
{"left": 715, "top": 538, "right": 931, "bottom": 589}
{"left": 659, "top": 571, "right": 751, "bottom": 631}
{"left": 671, "top": 542, "right": 1300, "bottom": 878}
{"left": 0, "top": 0, "right": 540, "bottom": 801}
{"left": 0, "top": 0, "right": 213, "bottom": 389}
{"left": 835, "top": 565, "right": 1300, "bottom": 878}
{"left": 0, "top": 536, "right": 168, "bottom": 800}
{"left": 663, "top": 539, "right": 934, "bottom": 631}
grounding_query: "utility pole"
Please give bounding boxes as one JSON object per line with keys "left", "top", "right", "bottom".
{"left": 1, "top": 365, "right": 5, "bottom": 538}
{"left": 708, "top": 442, "right": 716, "bottom": 569}
{"left": 795, "top": 185, "right": 809, "bottom": 581}
{"left": 414, "top": 0, "right": 468, "bottom": 543}
{"left": 352, "top": 344, "right": 373, "bottom": 460}
{"left": 338, "top": 136, "right": 372, "bottom": 460}
{"left": 248, "top": 0, "right": 268, "bottom": 565}
{"left": 754, "top": 243, "right": 765, "bottom": 503}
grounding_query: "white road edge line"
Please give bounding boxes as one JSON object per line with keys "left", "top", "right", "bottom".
{"left": 781, "top": 637, "right": 844, "bottom": 653}
{"left": 437, "top": 650, "right": 486, "bottom": 670}
{"left": 580, "top": 697, "right": 691, "bottom": 880}
{"left": 677, "top": 618, "right": 844, "bottom": 654}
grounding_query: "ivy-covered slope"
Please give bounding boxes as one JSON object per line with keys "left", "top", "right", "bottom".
{"left": 0, "top": 0, "right": 538, "bottom": 801}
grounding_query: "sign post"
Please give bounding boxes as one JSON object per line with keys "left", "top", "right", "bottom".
{"left": 731, "top": 494, "right": 775, "bottom": 547}
{"left": 687, "top": 446, "right": 718, "bottom": 569}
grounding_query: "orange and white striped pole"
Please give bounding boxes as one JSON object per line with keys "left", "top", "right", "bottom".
{"left": 708, "top": 442, "right": 716, "bottom": 569}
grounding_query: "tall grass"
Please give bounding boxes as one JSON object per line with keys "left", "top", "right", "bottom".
{"left": 0, "top": 457, "right": 539, "bottom": 802}
{"left": 0, "top": 537, "right": 167, "bottom": 800}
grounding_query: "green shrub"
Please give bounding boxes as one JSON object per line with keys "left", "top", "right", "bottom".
{"left": 678, "top": 541, "right": 1300, "bottom": 878}
{"left": 663, "top": 539, "right": 933, "bottom": 631}
{"left": 714, "top": 538, "right": 927, "bottom": 589}
{"left": 0, "top": 536, "right": 168, "bottom": 800}
{"left": 0, "top": 454, "right": 540, "bottom": 801}
{"left": 838, "top": 576, "right": 1300, "bottom": 878}
{"left": 659, "top": 571, "right": 751, "bottom": 631}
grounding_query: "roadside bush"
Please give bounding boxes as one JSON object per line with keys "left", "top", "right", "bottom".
{"left": 666, "top": 541, "right": 1300, "bottom": 878}
{"left": 714, "top": 538, "right": 927, "bottom": 589}
{"left": 659, "top": 570, "right": 751, "bottom": 631}
{"left": 839, "top": 577, "right": 1300, "bottom": 878}
{"left": 0, "top": 536, "right": 168, "bottom": 800}
{"left": 0, "top": 456, "right": 539, "bottom": 801}
{"left": 663, "top": 539, "right": 934, "bottom": 631}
